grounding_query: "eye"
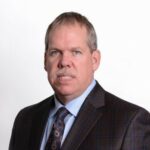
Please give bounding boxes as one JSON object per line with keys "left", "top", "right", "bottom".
{"left": 48, "top": 49, "right": 60, "bottom": 57}
{"left": 72, "top": 49, "right": 82, "bottom": 56}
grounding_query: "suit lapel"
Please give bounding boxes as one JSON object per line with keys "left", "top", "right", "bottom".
{"left": 62, "top": 82, "right": 105, "bottom": 150}
{"left": 29, "top": 97, "right": 55, "bottom": 150}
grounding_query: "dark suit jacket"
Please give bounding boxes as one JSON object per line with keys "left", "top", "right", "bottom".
{"left": 9, "top": 82, "right": 150, "bottom": 150}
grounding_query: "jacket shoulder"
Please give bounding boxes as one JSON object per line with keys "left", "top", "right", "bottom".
{"left": 105, "top": 91, "right": 147, "bottom": 110}
{"left": 14, "top": 96, "right": 54, "bottom": 123}
{"left": 104, "top": 91, "right": 149, "bottom": 121}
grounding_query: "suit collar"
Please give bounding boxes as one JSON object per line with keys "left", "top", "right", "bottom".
{"left": 29, "top": 97, "right": 55, "bottom": 150}
{"left": 61, "top": 82, "right": 105, "bottom": 150}
{"left": 87, "top": 81, "right": 105, "bottom": 108}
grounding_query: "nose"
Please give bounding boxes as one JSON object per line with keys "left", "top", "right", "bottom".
{"left": 58, "top": 53, "right": 72, "bottom": 68}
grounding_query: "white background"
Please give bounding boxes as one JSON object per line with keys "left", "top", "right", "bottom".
{"left": 0, "top": 0, "right": 150, "bottom": 149}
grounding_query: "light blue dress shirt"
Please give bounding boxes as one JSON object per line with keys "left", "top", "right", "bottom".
{"left": 40, "top": 80, "right": 96, "bottom": 150}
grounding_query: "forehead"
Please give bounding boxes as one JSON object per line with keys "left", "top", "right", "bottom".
{"left": 47, "top": 24, "right": 89, "bottom": 51}
{"left": 49, "top": 23, "right": 88, "bottom": 40}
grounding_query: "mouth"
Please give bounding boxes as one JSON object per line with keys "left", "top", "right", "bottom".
{"left": 56, "top": 69, "right": 76, "bottom": 83}
{"left": 58, "top": 75, "right": 74, "bottom": 80}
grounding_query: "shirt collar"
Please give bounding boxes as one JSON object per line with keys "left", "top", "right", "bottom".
{"left": 48, "top": 97, "right": 63, "bottom": 118}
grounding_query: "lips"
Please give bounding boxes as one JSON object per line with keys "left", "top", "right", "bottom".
{"left": 57, "top": 73, "right": 75, "bottom": 84}
{"left": 56, "top": 69, "right": 76, "bottom": 83}
{"left": 58, "top": 73, "right": 75, "bottom": 80}
{"left": 58, "top": 75, "right": 73, "bottom": 80}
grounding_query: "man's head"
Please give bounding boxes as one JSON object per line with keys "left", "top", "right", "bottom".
{"left": 44, "top": 12, "right": 100, "bottom": 103}
{"left": 45, "top": 12, "right": 97, "bottom": 52}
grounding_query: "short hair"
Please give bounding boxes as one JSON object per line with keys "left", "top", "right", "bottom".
{"left": 45, "top": 12, "right": 97, "bottom": 52}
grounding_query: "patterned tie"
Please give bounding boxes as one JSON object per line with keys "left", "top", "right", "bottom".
{"left": 45, "top": 107, "right": 70, "bottom": 150}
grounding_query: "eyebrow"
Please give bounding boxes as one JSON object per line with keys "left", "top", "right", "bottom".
{"left": 48, "top": 47, "right": 62, "bottom": 51}
{"left": 48, "top": 47, "right": 83, "bottom": 52}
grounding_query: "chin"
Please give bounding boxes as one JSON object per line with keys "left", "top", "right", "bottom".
{"left": 55, "top": 87, "right": 75, "bottom": 95}
{"left": 58, "top": 89, "right": 74, "bottom": 95}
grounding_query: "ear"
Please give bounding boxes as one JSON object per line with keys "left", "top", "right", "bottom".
{"left": 92, "top": 50, "right": 101, "bottom": 72}
{"left": 44, "top": 52, "right": 47, "bottom": 71}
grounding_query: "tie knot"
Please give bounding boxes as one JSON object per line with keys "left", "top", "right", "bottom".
{"left": 55, "top": 107, "right": 70, "bottom": 121}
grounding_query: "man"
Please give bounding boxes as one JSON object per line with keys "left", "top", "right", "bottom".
{"left": 9, "top": 12, "right": 150, "bottom": 150}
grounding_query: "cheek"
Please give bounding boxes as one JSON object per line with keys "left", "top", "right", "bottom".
{"left": 77, "top": 59, "right": 93, "bottom": 77}
{"left": 46, "top": 58, "right": 57, "bottom": 71}
{"left": 46, "top": 62, "right": 57, "bottom": 79}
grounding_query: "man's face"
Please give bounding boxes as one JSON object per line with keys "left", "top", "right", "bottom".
{"left": 45, "top": 23, "right": 100, "bottom": 103}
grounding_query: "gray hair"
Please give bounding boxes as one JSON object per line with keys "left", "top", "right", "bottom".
{"left": 45, "top": 12, "right": 97, "bottom": 52}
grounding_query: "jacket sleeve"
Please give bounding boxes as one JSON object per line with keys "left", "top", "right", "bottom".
{"left": 9, "top": 111, "right": 20, "bottom": 150}
{"left": 122, "top": 108, "right": 150, "bottom": 150}
{"left": 9, "top": 107, "right": 31, "bottom": 150}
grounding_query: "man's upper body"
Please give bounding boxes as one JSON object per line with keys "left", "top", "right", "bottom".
{"left": 9, "top": 81, "right": 150, "bottom": 150}
{"left": 9, "top": 12, "right": 150, "bottom": 150}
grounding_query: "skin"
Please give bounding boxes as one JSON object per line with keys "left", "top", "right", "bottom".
{"left": 45, "top": 23, "right": 100, "bottom": 104}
